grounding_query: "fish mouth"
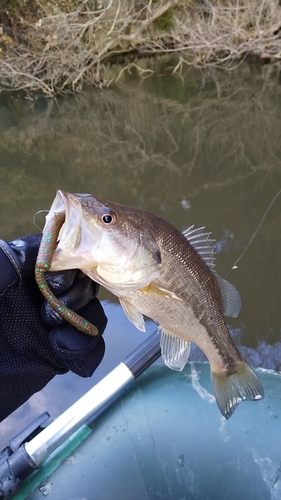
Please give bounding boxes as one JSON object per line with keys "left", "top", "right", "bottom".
{"left": 54, "top": 190, "right": 83, "bottom": 249}
{"left": 46, "top": 190, "right": 85, "bottom": 270}
{"left": 47, "top": 190, "right": 107, "bottom": 271}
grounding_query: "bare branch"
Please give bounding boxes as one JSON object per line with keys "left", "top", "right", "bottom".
{"left": 1, "top": 0, "right": 281, "bottom": 94}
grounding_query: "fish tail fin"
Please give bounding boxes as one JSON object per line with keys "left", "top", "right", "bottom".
{"left": 211, "top": 361, "right": 264, "bottom": 419}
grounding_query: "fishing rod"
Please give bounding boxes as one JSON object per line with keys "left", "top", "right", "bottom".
{"left": 0, "top": 331, "right": 161, "bottom": 499}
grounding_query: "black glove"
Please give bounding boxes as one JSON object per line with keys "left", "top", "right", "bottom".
{"left": 0, "top": 234, "right": 107, "bottom": 422}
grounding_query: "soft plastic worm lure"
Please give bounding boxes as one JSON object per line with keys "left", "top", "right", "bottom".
{"left": 35, "top": 211, "right": 99, "bottom": 336}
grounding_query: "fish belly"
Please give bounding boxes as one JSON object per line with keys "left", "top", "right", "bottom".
{"left": 122, "top": 289, "right": 241, "bottom": 375}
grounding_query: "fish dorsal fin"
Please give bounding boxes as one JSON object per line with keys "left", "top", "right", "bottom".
{"left": 183, "top": 226, "right": 241, "bottom": 318}
{"left": 119, "top": 298, "right": 146, "bottom": 332}
{"left": 159, "top": 328, "right": 190, "bottom": 371}
{"left": 214, "top": 274, "right": 242, "bottom": 318}
{"left": 182, "top": 225, "right": 216, "bottom": 269}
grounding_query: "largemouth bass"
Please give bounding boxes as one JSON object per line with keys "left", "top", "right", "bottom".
{"left": 46, "top": 190, "right": 264, "bottom": 419}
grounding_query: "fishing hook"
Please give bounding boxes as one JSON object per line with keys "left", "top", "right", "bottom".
{"left": 33, "top": 210, "right": 49, "bottom": 231}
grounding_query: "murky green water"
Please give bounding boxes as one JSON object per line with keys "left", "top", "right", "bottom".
{"left": 0, "top": 59, "right": 281, "bottom": 444}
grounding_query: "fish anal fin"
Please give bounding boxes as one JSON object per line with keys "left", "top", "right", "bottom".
{"left": 119, "top": 298, "right": 146, "bottom": 332}
{"left": 139, "top": 284, "right": 182, "bottom": 301}
{"left": 214, "top": 274, "right": 242, "bottom": 318}
{"left": 211, "top": 361, "right": 264, "bottom": 419}
{"left": 159, "top": 328, "right": 190, "bottom": 371}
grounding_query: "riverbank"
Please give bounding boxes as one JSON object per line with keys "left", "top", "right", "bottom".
{"left": 1, "top": 0, "right": 281, "bottom": 95}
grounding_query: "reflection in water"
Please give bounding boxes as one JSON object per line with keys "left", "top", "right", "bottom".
{"left": 0, "top": 62, "right": 281, "bottom": 446}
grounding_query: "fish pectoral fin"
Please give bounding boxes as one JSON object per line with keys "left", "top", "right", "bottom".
{"left": 139, "top": 284, "right": 183, "bottom": 301}
{"left": 214, "top": 273, "right": 241, "bottom": 318}
{"left": 211, "top": 361, "right": 264, "bottom": 419}
{"left": 119, "top": 298, "right": 146, "bottom": 332}
{"left": 159, "top": 328, "right": 190, "bottom": 371}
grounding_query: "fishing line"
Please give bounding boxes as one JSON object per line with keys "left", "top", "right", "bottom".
{"left": 33, "top": 210, "right": 49, "bottom": 231}
{"left": 230, "top": 188, "right": 281, "bottom": 273}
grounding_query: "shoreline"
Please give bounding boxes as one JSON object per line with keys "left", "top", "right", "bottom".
{"left": 1, "top": 0, "right": 281, "bottom": 96}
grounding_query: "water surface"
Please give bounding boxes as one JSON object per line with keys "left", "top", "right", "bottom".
{"left": 0, "top": 60, "right": 281, "bottom": 446}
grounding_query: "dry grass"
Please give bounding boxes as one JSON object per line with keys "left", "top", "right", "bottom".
{"left": 0, "top": 0, "right": 281, "bottom": 95}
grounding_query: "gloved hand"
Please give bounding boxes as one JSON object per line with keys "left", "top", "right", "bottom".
{"left": 0, "top": 234, "right": 107, "bottom": 422}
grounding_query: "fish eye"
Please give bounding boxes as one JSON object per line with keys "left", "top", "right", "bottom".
{"left": 102, "top": 214, "right": 113, "bottom": 223}
{"left": 99, "top": 209, "right": 117, "bottom": 225}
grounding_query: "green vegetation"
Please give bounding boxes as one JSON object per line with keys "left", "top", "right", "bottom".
{"left": 155, "top": 6, "right": 174, "bottom": 31}
{"left": 0, "top": 0, "right": 281, "bottom": 95}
